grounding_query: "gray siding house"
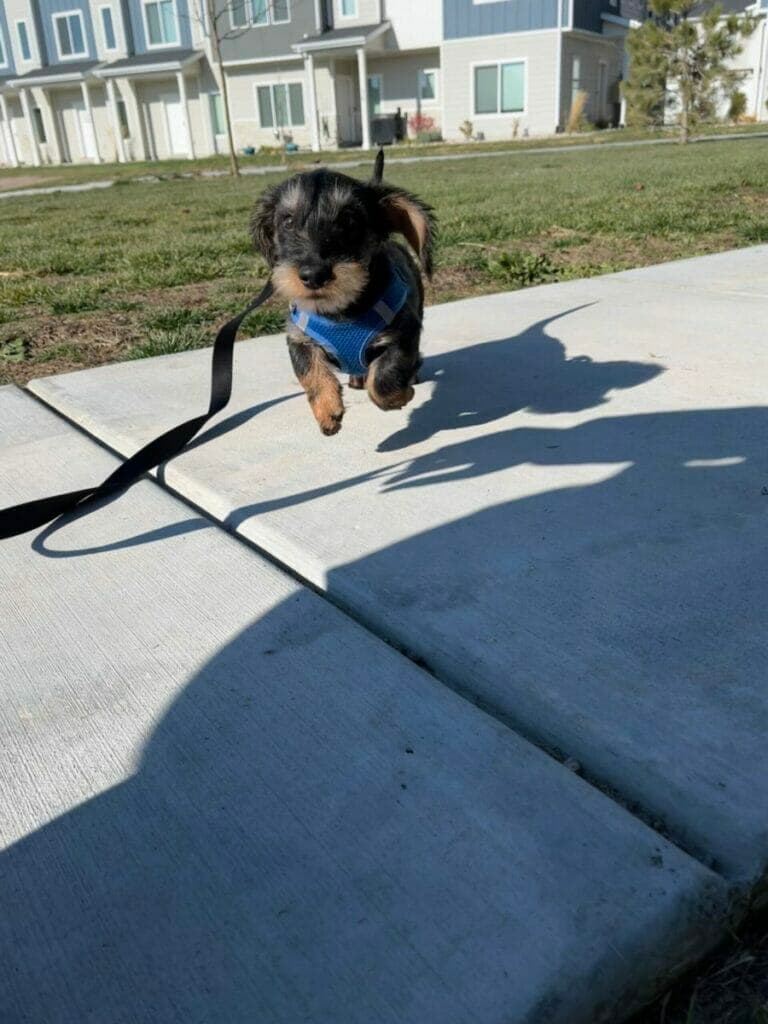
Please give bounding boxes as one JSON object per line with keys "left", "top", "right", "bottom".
{"left": 2, "top": 0, "right": 765, "bottom": 167}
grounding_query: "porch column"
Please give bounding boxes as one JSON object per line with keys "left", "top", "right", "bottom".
{"left": 105, "top": 78, "right": 127, "bottom": 162}
{"left": 19, "top": 88, "right": 42, "bottom": 167}
{"left": 0, "top": 94, "right": 20, "bottom": 167}
{"left": 356, "top": 46, "right": 371, "bottom": 151}
{"left": 200, "top": 73, "right": 216, "bottom": 156}
{"left": 304, "top": 52, "right": 320, "bottom": 152}
{"left": 42, "top": 90, "right": 64, "bottom": 164}
{"left": 176, "top": 70, "right": 195, "bottom": 159}
{"left": 124, "top": 79, "right": 148, "bottom": 161}
{"left": 80, "top": 80, "right": 102, "bottom": 162}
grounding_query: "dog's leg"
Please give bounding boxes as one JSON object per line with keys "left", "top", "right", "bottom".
{"left": 289, "top": 339, "right": 344, "bottom": 436}
{"left": 367, "top": 343, "right": 419, "bottom": 411}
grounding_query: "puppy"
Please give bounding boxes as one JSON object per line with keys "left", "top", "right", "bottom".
{"left": 250, "top": 151, "right": 435, "bottom": 435}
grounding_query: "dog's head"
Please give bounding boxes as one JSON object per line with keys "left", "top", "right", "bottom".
{"left": 250, "top": 154, "right": 434, "bottom": 315}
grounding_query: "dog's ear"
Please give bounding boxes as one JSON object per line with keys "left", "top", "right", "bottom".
{"left": 372, "top": 147, "right": 385, "bottom": 184}
{"left": 376, "top": 186, "right": 436, "bottom": 278}
{"left": 250, "top": 185, "right": 280, "bottom": 265}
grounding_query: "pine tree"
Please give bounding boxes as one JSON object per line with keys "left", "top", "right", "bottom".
{"left": 623, "top": 0, "right": 756, "bottom": 143}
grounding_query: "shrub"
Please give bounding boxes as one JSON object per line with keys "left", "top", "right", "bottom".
{"left": 728, "top": 89, "right": 748, "bottom": 124}
{"left": 458, "top": 120, "right": 474, "bottom": 141}
{"left": 567, "top": 90, "right": 590, "bottom": 133}
{"left": 486, "top": 251, "right": 560, "bottom": 288}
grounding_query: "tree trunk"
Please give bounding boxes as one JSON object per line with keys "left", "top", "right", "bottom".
{"left": 206, "top": 0, "right": 240, "bottom": 177}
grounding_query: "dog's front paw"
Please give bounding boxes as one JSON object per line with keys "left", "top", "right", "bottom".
{"left": 348, "top": 375, "right": 367, "bottom": 390}
{"left": 372, "top": 386, "right": 415, "bottom": 411}
{"left": 319, "top": 411, "right": 343, "bottom": 436}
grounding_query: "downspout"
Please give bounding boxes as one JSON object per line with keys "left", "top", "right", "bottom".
{"left": 755, "top": 14, "right": 768, "bottom": 121}
{"left": 555, "top": 0, "right": 564, "bottom": 131}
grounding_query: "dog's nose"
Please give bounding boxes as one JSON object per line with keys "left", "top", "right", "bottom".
{"left": 298, "top": 262, "right": 333, "bottom": 289}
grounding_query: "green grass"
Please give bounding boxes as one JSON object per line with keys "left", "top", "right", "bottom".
{"left": 1, "top": 122, "right": 765, "bottom": 191}
{"left": 0, "top": 134, "right": 767, "bottom": 384}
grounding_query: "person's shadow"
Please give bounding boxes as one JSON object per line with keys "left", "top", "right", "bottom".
{"left": 378, "top": 306, "right": 662, "bottom": 452}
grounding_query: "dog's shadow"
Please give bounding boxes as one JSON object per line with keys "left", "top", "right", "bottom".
{"left": 378, "top": 306, "right": 663, "bottom": 453}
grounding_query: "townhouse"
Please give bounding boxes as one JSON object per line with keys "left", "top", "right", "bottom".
{"left": 1, "top": 0, "right": 766, "bottom": 167}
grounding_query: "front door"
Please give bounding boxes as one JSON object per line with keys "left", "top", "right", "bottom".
{"left": 74, "top": 99, "right": 98, "bottom": 160}
{"left": 336, "top": 74, "right": 361, "bottom": 146}
{"left": 161, "top": 92, "right": 188, "bottom": 155}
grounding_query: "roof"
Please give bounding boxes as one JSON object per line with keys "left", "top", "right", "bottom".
{"left": 292, "top": 22, "right": 390, "bottom": 51}
{"left": 9, "top": 60, "right": 101, "bottom": 85}
{"left": 96, "top": 48, "right": 202, "bottom": 76}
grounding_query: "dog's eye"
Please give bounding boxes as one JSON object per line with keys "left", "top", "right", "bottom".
{"left": 281, "top": 213, "right": 294, "bottom": 228}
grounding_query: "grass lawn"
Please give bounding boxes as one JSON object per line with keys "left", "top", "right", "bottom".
{"left": 1, "top": 134, "right": 767, "bottom": 386}
{"left": 0, "top": 122, "right": 765, "bottom": 191}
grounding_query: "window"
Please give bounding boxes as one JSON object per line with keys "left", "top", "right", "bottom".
{"left": 231, "top": 0, "right": 290, "bottom": 28}
{"left": 33, "top": 107, "right": 47, "bottom": 143}
{"left": 209, "top": 92, "right": 225, "bottom": 134}
{"left": 473, "top": 61, "right": 525, "bottom": 115}
{"left": 418, "top": 69, "right": 437, "bottom": 102}
{"left": 570, "top": 56, "right": 581, "bottom": 105}
{"left": 143, "top": 0, "right": 179, "bottom": 46}
{"left": 17, "top": 21, "right": 32, "bottom": 61}
{"left": 53, "top": 11, "right": 88, "bottom": 59}
{"left": 100, "top": 6, "right": 117, "bottom": 50}
{"left": 256, "top": 82, "right": 304, "bottom": 128}
{"left": 0, "top": 27, "right": 7, "bottom": 67}
{"left": 341, "top": 0, "right": 357, "bottom": 16}
{"left": 368, "top": 74, "right": 382, "bottom": 115}
{"left": 116, "top": 98, "right": 130, "bottom": 138}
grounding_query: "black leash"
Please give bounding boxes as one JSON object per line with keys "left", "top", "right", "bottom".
{"left": 0, "top": 279, "right": 274, "bottom": 541}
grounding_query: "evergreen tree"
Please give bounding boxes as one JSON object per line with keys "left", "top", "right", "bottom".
{"left": 623, "top": 1, "right": 755, "bottom": 143}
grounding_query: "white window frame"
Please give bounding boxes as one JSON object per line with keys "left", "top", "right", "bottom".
{"left": 0, "top": 25, "right": 8, "bottom": 68}
{"left": 339, "top": 0, "right": 358, "bottom": 18}
{"left": 142, "top": 0, "right": 180, "bottom": 50}
{"left": 418, "top": 68, "right": 439, "bottom": 104}
{"left": 208, "top": 90, "right": 225, "bottom": 136}
{"left": 53, "top": 10, "right": 89, "bottom": 61}
{"left": 99, "top": 5, "right": 119, "bottom": 52}
{"left": 253, "top": 79, "right": 305, "bottom": 129}
{"left": 470, "top": 58, "right": 528, "bottom": 118}
{"left": 15, "top": 19, "right": 34, "bottom": 63}
{"left": 231, "top": 0, "right": 291, "bottom": 30}
{"left": 368, "top": 72, "right": 382, "bottom": 114}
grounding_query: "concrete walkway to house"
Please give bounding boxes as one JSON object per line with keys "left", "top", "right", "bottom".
{"left": 2, "top": 246, "right": 768, "bottom": 1023}
{"left": 2, "top": 129, "right": 767, "bottom": 199}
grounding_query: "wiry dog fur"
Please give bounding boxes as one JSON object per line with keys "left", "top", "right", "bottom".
{"left": 250, "top": 151, "right": 435, "bottom": 435}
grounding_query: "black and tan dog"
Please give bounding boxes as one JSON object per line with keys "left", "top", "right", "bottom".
{"left": 250, "top": 151, "right": 435, "bottom": 436}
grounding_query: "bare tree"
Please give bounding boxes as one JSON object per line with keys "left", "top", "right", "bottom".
{"left": 203, "top": 0, "right": 241, "bottom": 176}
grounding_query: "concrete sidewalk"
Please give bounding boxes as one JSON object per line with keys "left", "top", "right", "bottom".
{"left": 0, "top": 387, "right": 726, "bottom": 1024}
{"left": 29, "top": 245, "right": 768, "bottom": 889}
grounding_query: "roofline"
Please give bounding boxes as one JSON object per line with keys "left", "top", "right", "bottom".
{"left": 601, "top": 12, "right": 642, "bottom": 28}
{"left": 292, "top": 21, "right": 390, "bottom": 53}
{"left": 94, "top": 50, "right": 203, "bottom": 77}
{"left": 222, "top": 53, "right": 303, "bottom": 68}
{"left": 8, "top": 64, "right": 104, "bottom": 87}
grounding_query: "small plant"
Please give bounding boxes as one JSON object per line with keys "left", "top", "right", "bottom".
{"left": 409, "top": 113, "right": 435, "bottom": 140}
{"left": 458, "top": 120, "right": 474, "bottom": 141}
{"left": 0, "top": 337, "right": 28, "bottom": 364}
{"left": 567, "top": 90, "right": 590, "bottom": 133}
{"left": 486, "top": 251, "right": 560, "bottom": 288}
{"left": 512, "top": 119, "right": 520, "bottom": 139}
{"left": 728, "top": 89, "right": 748, "bottom": 124}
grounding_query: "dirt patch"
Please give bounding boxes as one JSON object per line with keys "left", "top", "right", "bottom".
{"left": 0, "top": 176, "right": 59, "bottom": 192}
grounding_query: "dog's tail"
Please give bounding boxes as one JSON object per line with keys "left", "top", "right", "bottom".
{"left": 372, "top": 147, "right": 385, "bottom": 184}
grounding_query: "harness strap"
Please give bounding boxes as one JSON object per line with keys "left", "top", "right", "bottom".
{"left": 0, "top": 279, "right": 274, "bottom": 541}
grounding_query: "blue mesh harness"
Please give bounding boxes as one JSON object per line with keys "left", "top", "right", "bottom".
{"left": 289, "top": 266, "right": 411, "bottom": 377}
